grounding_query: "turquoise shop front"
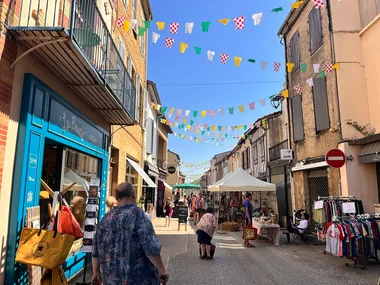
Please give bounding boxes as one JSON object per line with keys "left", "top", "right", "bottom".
{"left": 5, "top": 74, "right": 109, "bottom": 284}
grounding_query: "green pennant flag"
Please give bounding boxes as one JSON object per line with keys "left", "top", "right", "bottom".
{"left": 218, "top": 126, "right": 222, "bottom": 131}
{"left": 319, "top": 70, "right": 326, "bottom": 78}
{"left": 160, "top": 106, "right": 167, "bottom": 114}
{"left": 229, "top": 107, "right": 234, "bottom": 115}
{"left": 248, "top": 135, "right": 252, "bottom": 140}
{"left": 193, "top": 110, "right": 198, "bottom": 117}
{"left": 244, "top": 125, "right": 248, "bottom": 130}
{"left": 225, "top": 134, "right": 228, "bottom": 138}
{"left": 190, "top": 120, "right": 194, "bottom": 126}
{"left": 138, "top": 26, "right": 146, "bottom": 36}
{"left": 207, "top": 127, "right": 211, "bottom": 131}
{"left": 144, "top": 20, "right": 151, "bottom": 29}
{"left": 181, "top": 124, "right": 185, "bottom": 129}
{"left": 202, "top": 131, "right": 205, "bottom": 135}
{"left": 201, "top": 21, "right": 211, "bottom": 32}
{"left": 211, "top": 138, "right": 215, "bottom": 141}
{"left": 248, "top": 59, "right": 256, "bottom": 63}
{"left": 271, "top": 7, "right": 284, "bottom": 13}
{"left": 269, "top": 94, "right": 276, "bottom": 99}
{"left": 194, "top": 137, "right": 197, "bottom": 140}
{"left": 194, "top": 47, "right": 202, "bottom": 55}
{"left": 300, "top": 63, "right": 307, "bottom": 72}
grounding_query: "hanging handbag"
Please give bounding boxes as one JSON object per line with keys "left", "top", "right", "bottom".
{"left": 242, "top": 225, "right": 258, "bottom": 240}
{"left": 57, "top": 205, "right": 83, "bottom": 240}
{"left": 15, "top": 209, "right": 75, "bottom": 269}
{"left": 40, "top": 266, "right": 68, "bottom": 285}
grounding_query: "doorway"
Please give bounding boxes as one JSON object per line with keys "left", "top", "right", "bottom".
{"left": 308, "top": 168, "right": 329, "bottom": 231}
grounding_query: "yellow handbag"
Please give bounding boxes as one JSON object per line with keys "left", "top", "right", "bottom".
{"left": 40, "top": 266, "right": 68, "bottom": 285}
{"left": 15, "top": 214, "right": 75, "bottom": 269}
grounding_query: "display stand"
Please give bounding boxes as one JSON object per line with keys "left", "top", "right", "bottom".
{"left": 76, "top": 253, "right": 90, "bottom": 285}
{"left": 178, "top": 205, "right": 188, "bottom": 231}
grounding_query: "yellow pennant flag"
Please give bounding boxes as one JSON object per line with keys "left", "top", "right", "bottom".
{"left": 181, "top": 134, "right": 185, "bottom": 139}
{"left": 238, "top": 105, "right": 245, "bottom": 112}
{"left": 124, "top": 20, "right": 131, "bottom": 31}
{"left": 242, "top": 134, "right": 246, "bottom": 139}
{"left": 282, "top": 89, "right": 289, "bottom": 98}
{"left": 234, "top": 56, "right": 243, "bottom": 67}
{"left": 201, "top": 110, "right": 207, "bottom": 117}
{"left": 161, "top": 119, "right": 167, "bottom": 124}
{"left": 237, "top": 125, "right": 242, "bottom": 131}
{"left": 286, "top": 63, "right": 295, "bottom": 72}
{"left": 180, "top": 42, "right": 188, "bottom": 53}
{"left": 262, "top": 120, "right": 268, "bottom": 128}
{"left": 187, "top": 125, "right": 191, "bottom": 130}
{"left": 170, "top": 107, "right": 175, "bottom": 114}
{"left": 291, "top": 1, "right": 304, "bottom": 9}
{"left": 196, "top": 139, "right": 200, "bottom": 143}
{"left": 183, "top": 118, "right": 187, "bottom": 124}
{"left": 332, "top": 63, "right": 339, "bottom": 70}
{"left": 156, "top": 21, "right": 165, "bottom": 30}
{"left": 196, "top": 130, "right": 200, "bottom": 134}
{"left": 218, "top": 18, "right": 230, "bottom": 25}
{"left": 212, "top": 125, "right": 217, "bottom": 131}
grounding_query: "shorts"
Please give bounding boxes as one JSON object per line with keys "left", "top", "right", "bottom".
{"left": 196, "top": 230, "right": 212, "bottom": 245}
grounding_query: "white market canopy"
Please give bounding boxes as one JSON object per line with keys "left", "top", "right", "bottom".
{"left": 208, "top": 168, "right": 276, "bottom": 192}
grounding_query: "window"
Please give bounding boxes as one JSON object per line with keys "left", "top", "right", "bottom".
{"left": 142, "top": 89, "right": 148, "bottom": 129}
{"left": 133, "top": 0, "right": 138, "bottom": 21}
{"left": 252, "top": 143, "right": 258, "bottom": 164}
{"left": 118, "top": 37, "right": 126, "bottom": 61}
{"left": 146, "top": 119, "right": 154, "bottom": 154}
{"left": 312, "top": 78, "right": 330, "bottom": 132}
{"left": 359, "top": 0, "right": 380, "bottom": 28}
{"left": 121, "top": 0, "right": 129, "bottom": 10}
{"left": 242, "top": 148, "right": 251, "bottom": 170}
{"left": 126, "top": 159, "right": 138, "bottom": 186}
{"left": 291, "top": 96, "right": 304, "bottom": 142}
{"left": 140, "top": 12, "right": 146, "bottom": 57}
{"left": 260, "top": 137, "right": 265, "bottom": 162}
{"left": 309, "top": 8, "right": 323, "bottom": 55}
{"left": 289, "top": 32, "right": 300, "bottom": 71}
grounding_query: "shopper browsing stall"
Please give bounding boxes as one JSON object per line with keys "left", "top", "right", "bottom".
{"left": 243, "top": 193, "right": 255, "bottom": 248}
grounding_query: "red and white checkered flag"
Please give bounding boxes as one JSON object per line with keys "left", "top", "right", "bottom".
{"left": 313, "top": 0, "right": 325, "bottom": 8}
{"left": 231, "top": 126, "right": 235, "bottom": 131}
{"left": 175, "top": 109, "right": 182, "bottom": 121}
{"left": 220, "top": 54, "right": 229, "bottom": 64}
{"left": 294, "top": 84, "right": 302, "bottom": 94}
{"left": 204, "top": 124, "right": 208, "bottom": 129}
{"left": 117, "top": 16, "right": 125, "bottom": 27}
{"left": 233, "top": 16, "right": 245, "bottom": 30}
{"left": 170, "top": 22, "right": 179, "bottom": 34}
{"left": 209, "top": 110, "right": 215, "bottom": 117}
{"left": 325, "top": 63, "right": 333, "bottom": 72}
{"left": 249, "top": 102, "right": 255, "bottom": 110}
{"left": 274, "top": 62, "right": 281, "bottom": 72}
{"left": 165, "top": 38, "right": 174, "bottom": 48}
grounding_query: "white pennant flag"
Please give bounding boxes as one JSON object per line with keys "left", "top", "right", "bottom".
{"left": 185, "top": 110, "right": 190, "bottom": 117}
{"left": 306, "top": 77, "right": 314, "bottom": 87}
{"left": 252, "top": 13, "right": 263, "bottom": 26}
{"left": 207, "top": 50, "right": 215, "bottom": 61}
{"left": 152, "top": 32, "right": 160, "bottom": 43}
{"left": 313, "top": 63, "right": 320, "bottom": 73}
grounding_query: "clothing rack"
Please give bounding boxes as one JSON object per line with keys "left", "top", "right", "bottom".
{"left": 357, "top": 213, "right": 380, "bottom": 219}
{"left": 317, "top": 196, "right": 356, "bottom": 200}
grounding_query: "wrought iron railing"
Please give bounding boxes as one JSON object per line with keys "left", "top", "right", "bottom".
{"left": 15, "top": 0, "right": 136, "bottom": 119}
{"left": 269, "top": 140, "right": 288, "bottom": 161}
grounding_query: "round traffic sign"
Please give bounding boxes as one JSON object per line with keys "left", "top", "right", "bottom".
{"left": 325, "top": 148, "right": 346, "bottom": 168}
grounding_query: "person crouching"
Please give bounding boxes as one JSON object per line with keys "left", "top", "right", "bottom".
{"left": 196, "top": 207, "right": 217, "bottom": 260}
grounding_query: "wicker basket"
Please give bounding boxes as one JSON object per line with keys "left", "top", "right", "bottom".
{"left": 221, "top": 222, "right": 240, "bottom": 232}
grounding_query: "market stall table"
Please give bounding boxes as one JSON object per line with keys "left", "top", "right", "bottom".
{"left": 251, "top": 221, "right": 280, "bottom": 246}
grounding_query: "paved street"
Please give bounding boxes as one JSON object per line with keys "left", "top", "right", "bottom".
{"left": 155, "top": 218, "right": 380, "bottom": 285}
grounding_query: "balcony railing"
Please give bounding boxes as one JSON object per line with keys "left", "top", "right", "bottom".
{"left": 13, "top": 0, "right": 136, "bottom": 120}
{"left": 269, "top": 140, "right": 288, "bottom": 161}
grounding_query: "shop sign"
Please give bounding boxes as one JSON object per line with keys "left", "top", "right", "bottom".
{"left": 325, "top": 148, "right": 346, "bottom": 169}
{"left": 50, "top": 99, "right": 104, "bottom": 149}
{"left": 168, "top": 166, "right": 176, "bottom": 174}
{"left": 280, "top": 149, "right": 293, "bottom": 160}
{"left": 178, "top": 206, "right": 188, "bottom": 224}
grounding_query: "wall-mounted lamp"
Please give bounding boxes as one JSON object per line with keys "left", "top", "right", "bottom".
{"left": 346, "top": 155, "right": 354, "bottom": 161}
{"left": 270, "top": 95, "right": 282, "bottom": 109}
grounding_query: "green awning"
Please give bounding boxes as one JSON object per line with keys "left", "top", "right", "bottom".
{"left": 173, "top": 183, "right": 201, "bottom": 189}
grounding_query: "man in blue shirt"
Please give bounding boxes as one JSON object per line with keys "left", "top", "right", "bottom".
{"left": 243, "top": 192, "right": 255, "bottom": 248}
{"left": 92, "top": 182, "right": 169, "bottom": 285}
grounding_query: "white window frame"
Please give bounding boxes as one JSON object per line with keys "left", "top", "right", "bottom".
{"left": 142, "top": 88, "right": 148, "bottom": 130}
{"left": 135, "top": 74, "right": 141, "bottom": 123}
{"left": 121, "top": 0, "right": 129, "bottom": 10}
{"left": 140, "top": 12, "right": 146, "bottom": 58}
{"left": 133, "top": 0, "right": 138, "bottom": 22}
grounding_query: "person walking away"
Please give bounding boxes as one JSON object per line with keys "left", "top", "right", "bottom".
{"left": 183, "top": 195, "right": 189, "bottom": 207}
{"left": 196, "top": 207, "right": 217, "bottom": 260}
{"left": 194, "top": 193, "right": 205, "bottom": 225}
{"left": 91, "top": 182, "right": 169, "bottom": 285}
{"left": 163, "top": 197, "right": 174, "bottom": 227}
{"left": 243, "top": 193, "right": 255, "bottom": 248}
{"left": 105, "top": 196, "right": 117, "bottom": 211}
{"left": 230, "top": 198, "right": 238, "bottom": 222}
{"left": 191, "top": 194, "right": 197, "bottom": 221}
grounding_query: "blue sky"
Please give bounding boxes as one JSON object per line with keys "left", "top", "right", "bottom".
{"left": 147, "top": 0, "right": 293, "bottom": 181}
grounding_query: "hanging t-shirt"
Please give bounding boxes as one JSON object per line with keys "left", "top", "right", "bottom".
{"left": 326, "top": 223, "right": 344, "bottom": 256}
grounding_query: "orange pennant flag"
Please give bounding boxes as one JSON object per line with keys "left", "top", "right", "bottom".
{"left": 218, "top": 18, "right": 230, "bottom": 25}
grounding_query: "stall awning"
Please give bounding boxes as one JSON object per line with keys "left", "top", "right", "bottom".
{"left": 159, "top": 179, "right": 173, "bottom": 191}
{"left": 127, "top": 158, "right": 157, "bottom": 188}
{"left": 173, "top": 184, "right": 201, "bottom": 189}
{"left": 359, "top": 141, "right": 380, "bottom": 164}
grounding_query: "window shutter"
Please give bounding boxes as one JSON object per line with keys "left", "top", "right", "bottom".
{"left": 290, "top": 32, "right": 300, "bottom": 71}
{"left": 146, "top": 119, "right": 153, "bottom": 154}
{"left": 135, "top": 75, "right": 140, "bottom": 122}
{"left": 142, "top": 89, "right": 148, "bottom": 130}
{"left": 291, "top": 96, "right": 304, "bottom": 142}
{"left": 127, "top": 56, "right": 132, "bottom": 76}
{"left": 309, "top": 9, "right": 323, "bottom": 54}
{"left": 152, "top": 120, "right": 158, "bottom": 159}
{"left": 247, "top": 147, "right": 250, "bottom": 169}
{"left": 312, "top": 78, "right": 330, "bottom": 132}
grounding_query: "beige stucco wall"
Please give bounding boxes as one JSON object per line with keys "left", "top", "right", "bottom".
{"left": 166, "top": 151, "right": 179, "bottom": 186}
{"left": 285, "top": 1, "right": 341, "bottom": 162}
{"left": 339, "top": 142, "right": 378, "bottom": 213}
{"left": 0, "top": 49, "right": 111, "bottom": 280}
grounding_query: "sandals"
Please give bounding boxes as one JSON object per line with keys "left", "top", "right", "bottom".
{"left": 245, "top": 244, "right": 255, "bottom": 248}
{"left": 200, "top": 255, "right": 206, "bottom": 259}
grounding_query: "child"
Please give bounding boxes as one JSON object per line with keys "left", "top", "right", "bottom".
{"left": 106, "top": 196, "right": 117, "bottom": 210}
{"left": 146, "top": 203, "right": 154, "bottom": 221}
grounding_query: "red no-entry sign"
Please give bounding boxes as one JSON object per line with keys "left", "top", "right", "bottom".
{"left": 325, "top": 148, "right": 346, "bottom": 168}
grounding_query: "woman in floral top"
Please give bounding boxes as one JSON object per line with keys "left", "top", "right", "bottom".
{"left": 196, "top": 207, "right": 217, "bottom": 259}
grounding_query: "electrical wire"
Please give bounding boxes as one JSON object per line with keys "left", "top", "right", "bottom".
{"left": 156, "top": 80, "right": 284, "bottom": 87}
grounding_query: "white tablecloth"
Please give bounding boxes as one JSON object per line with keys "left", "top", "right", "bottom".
{"left": 251, "top": 221, "right": 280, "bottom": 246}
